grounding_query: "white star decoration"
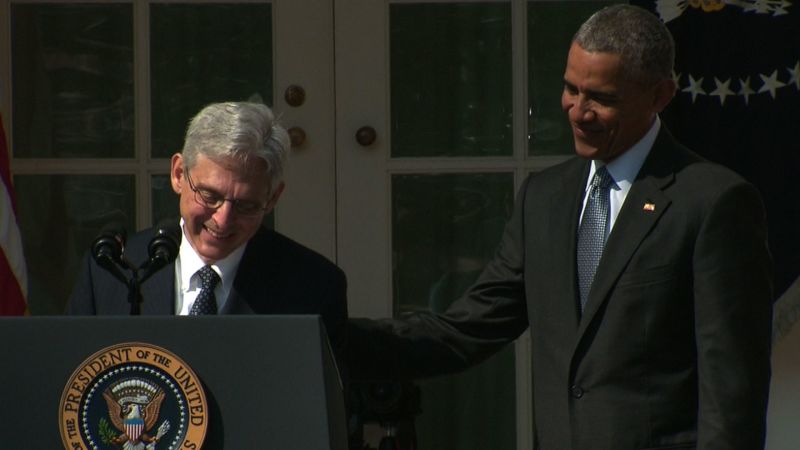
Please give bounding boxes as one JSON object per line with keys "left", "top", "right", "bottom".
{"left": 655, "top": 0, "right": 796, "bottom": 106}
{"left": 682, "top": 75, "right": 706, "bottom": 103}
{"left": 655, "top": 0, "right": 793, "bottom": 22}
{"left": 676, "top": 61, "right": 799, "bottom": 105}
{"left": 738, "top": 76, "right": 756, "bottom": 105}
{"left": 788, "top": 61, "right": 800, "bottom": 90}
{"left": 710, "top": 78, "right": 735, "bottom": 105}
{"left": 758, "top": 70, "right": 786, "bottom": 99}
{"left": 746, "top": 0, "right": 773, "bottom": 14}
{"left": 773, "top": 0, "right": 791, "bottom": 15}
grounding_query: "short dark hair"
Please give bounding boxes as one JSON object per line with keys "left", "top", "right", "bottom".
{"left": 573, "top": 4, "right": 675, "bottom": 84}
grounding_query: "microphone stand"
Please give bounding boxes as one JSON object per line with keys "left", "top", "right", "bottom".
{"left": 90, "top": 253, "right": 144, "bottom": 315}
{"left": 112, "top": 254, "right": 142, "bottom": 316}
{"left": 127, "top": 263, "right": 155, "bottom": 316}
{"left": 92, "top": 223, "right": 180, "bottom": 316}
{"left": 127, "top": 274, "right": 143, "bottom": 315}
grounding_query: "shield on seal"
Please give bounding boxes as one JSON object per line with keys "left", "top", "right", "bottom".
{"left": 124, "top": 410, "right": 145, "bottom": 442}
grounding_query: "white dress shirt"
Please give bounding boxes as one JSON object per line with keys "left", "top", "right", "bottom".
{"left": 580, "top": 116, "right": 661, "bottom": 237}
{"left": 173, "top": 220, "right": 246, "bottom": 315}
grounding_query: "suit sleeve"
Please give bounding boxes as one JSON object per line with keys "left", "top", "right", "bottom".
{"left": 347, "top": 177, "right": 530, "bottom": 380}
{"left": 692, "top": 180, "right": 772, "bottom": 449}
{"left": 323, "top": 266, "right": 349, "bottom": 375}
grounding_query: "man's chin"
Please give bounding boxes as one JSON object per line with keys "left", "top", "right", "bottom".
{"left": 196, "top": 243, "right": 234, "bottom": 264}
{"left": 573, "top": 144, "right": 601, "bottom": 160}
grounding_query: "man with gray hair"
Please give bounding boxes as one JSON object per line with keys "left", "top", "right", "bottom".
{"left": 68, "top": 102, "right": 347, "bottom": 360}
{"left": 348, "top": 5, "right": 772, "bottom": 450}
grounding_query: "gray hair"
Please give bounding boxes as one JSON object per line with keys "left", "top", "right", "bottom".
{"left": 181, "top": 102, "right": 290, "bottom": 190}
{"left": 573, "top": 4, "right": 674, "bottom": 84}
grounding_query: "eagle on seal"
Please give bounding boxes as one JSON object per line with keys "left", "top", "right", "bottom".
{"left": 103, "top": 385, "right": 169, "bottom": 449}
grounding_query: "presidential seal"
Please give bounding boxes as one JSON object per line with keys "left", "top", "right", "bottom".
{"left": 60, "top": 343, "right": 208, "bottom": 450}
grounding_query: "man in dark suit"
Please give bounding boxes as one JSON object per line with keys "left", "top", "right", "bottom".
{"left": 67, "top": 101, "right": 347, "bottom": 359}
{"left": 348, "top": 5, "right": 772, "bottom": 450}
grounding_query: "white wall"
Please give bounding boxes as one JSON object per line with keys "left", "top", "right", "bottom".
{"left": 767, "top": 302, "right": 800, "bottom": 450}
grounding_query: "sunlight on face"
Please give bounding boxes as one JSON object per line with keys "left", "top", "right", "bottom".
{"left": 561, "top": 43, "right": 667, "bottom": 162}
{"left": 170, "top": 153, "right": 281, "bottom": 263}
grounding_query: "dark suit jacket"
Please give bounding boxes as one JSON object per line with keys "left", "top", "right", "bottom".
{"left": 67, "top": 225, "right": 348, "bottom": 362}
{"left": 348, "top": 127, "right": 773, "bottom": 450}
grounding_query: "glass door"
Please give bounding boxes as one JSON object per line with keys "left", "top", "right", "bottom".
{"left": 1, "top": 0, "right": 335, "bottom": 313}
{"left": 336, "top": 1, "right": 617, "bottom": 448}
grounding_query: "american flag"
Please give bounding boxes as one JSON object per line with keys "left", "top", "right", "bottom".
{"left": 0, "top": 114, "right": 27, "bottom": 315}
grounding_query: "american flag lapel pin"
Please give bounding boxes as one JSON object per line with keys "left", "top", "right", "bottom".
{"left": 643, "top": 202, "right": 656, "bottom": 212}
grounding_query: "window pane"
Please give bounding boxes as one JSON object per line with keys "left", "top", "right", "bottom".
{"left": 527, "top": 1, "right": 619, "bottom": 155}
{"left": 11, "top": 3, "right": 134, "bottom": 158}
{"left": 415, "top": 346, "right": 516, "bottom": 450}
{"left": 15, "top": 175, "right": 135, "bottom": 314}
{"left": 391, "top": 3, "right": 512, "bottom": 157}
{"left": 393, "top": 173, "right": 513, "bottom": 311}
{"left": 150, "top": 3, "right": 273, "bottom": 158}
{"left": 392, "top": 172, "right": 515, "bottom": 450}
{"left": 151, "top": 174, "right": 179, "bottom": 226}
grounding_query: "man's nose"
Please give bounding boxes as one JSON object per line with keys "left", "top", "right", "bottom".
{"left": 212, "top": 200, "right": 236, "bottom": 226}
{"left": 571, "top": 96, "right": 596, "bottom": 122}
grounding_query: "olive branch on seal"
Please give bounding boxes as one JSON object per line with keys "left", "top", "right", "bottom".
{"left": 98, "top": 417, "right": 118, "bottom": 445}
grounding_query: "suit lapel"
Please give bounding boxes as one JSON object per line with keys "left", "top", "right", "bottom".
{"left": 220, "top": 257, "right": 254, "bottom": 315}
{"left": 576, "top": 130, "right": 678, "bottom": 338}
{"left": 220, "top": 227, "right": 273, "bottom": 314}
{"left": 139, "top": 262, "right": 177, "bottom": 314}
{"left": 221, "top": 279, "right": 255, "bottom": 314}
{"left": 552, "top": 159, "right": 591, "bottom": 332}
{"left": 221, "top": 288, "right": 254, "bottom": 314}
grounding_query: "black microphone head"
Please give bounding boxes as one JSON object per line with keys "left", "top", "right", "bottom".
{"left": 148, "top": 220, "right": 181, "bottom": 264}
{"left": 91, "top": 223, "right": 127, "bottom": 264}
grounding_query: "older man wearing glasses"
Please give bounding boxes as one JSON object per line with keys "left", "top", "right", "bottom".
{"left": 67, "top": 102, "right": 347, "bottom": 359}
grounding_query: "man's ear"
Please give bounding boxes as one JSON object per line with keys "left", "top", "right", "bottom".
{"left": 652, "top": 78, "right": 677, "bottom": 113}
{"left": 265, "top": 182, "right": 286, "bottom": 213}
{"left": 170, "top": 153, "right": 184, "bottom": 194}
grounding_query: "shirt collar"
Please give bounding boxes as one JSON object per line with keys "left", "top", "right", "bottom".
{"left": 176, "top": 219, "right": 247, "bottom": 294}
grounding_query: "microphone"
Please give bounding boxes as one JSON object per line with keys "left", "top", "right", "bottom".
{"left": 149, "top": 222, "right": 181, "bottom": 266}
{"left": 91, "top": 223, "right": 128, "bottom": 284}
{"left": 139, "top": 220, "right": 181, "bottom": 282}
{"left": 92, "top": 223, "right": 127, "bottom": 266}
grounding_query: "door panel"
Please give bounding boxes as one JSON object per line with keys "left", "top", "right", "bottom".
{"left": 2, "top": 0, "right": 335, "bottom": 313}
{"left": 337, "top": 1, "right": 520, "bottom": 448}
{"left": 273, "top": 0, "right": 336, "bottom": 258}
{"left": 337, "top": 1, "right": 626, "bottom": 448}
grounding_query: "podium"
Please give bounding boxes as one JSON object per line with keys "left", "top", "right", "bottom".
{"left": 0, "top": 315, "right": 347, "bottom": 449}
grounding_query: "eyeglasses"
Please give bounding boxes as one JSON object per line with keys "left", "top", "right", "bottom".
{"left": 185, "top": 172, "right": 270, "bottom": 217}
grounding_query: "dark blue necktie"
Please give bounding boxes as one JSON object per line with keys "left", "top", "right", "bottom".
{"left": 189, "top": 265, "right": 220, "bottom": 315}
{"left": 577, "top": 166, "right": 614, "bottom": 312}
